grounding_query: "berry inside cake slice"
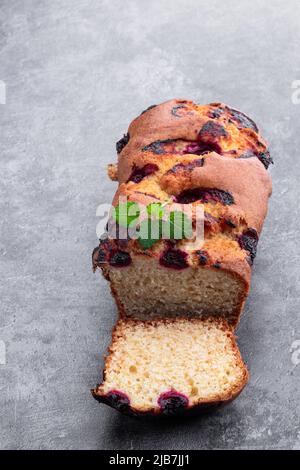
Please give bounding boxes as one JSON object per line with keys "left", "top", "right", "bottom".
{"left": 92, "top": 318, "right": 248, "bottom": 416}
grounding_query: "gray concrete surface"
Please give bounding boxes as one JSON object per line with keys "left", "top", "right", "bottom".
{"left": 0, "top": 0, "right": 300, "bottom": 450}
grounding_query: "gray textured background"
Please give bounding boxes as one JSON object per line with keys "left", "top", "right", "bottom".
{"left": 0, "top": 0, "right": 299, "bottom": 450}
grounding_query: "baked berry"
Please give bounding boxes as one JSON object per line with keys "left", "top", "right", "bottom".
{"left": 171, "top": 104, "right": 189, "bottom": 117}
{"left": 159, "top": 248, "right": 188, "bottom": 270}
{"left": 101, "top": 390, "right": 130, "bottom": 412}
{"left": 208, "top": 107, "right": 224, "bottom": 119}
{"left": 143, "top": 139, "right": 221, "bottom": 156}
{"left": 196, "top": 250, "right": 209, "bottom": 265}
{"left": 109, "top": 250, "right": 132, "bottom": 267}
{"left": 184, "top": 142, "right": 202, "bottom": 154}
{"left": 176, "top": 188, "right": 234, "bottom": 205}
{"left": 158, "top": 391, "right": 189, "bottom": 415}
{"left": 257, "top": 151, "right": 273, "bottom": 169}
{"left": 92, "top": 238, "right": 111, "bottom": 270}
{"left": 94, "top": 247, "right": 107, "bottom": 263}
{"left": 167, "top": 158, "right": 204, "bottom": 174}
{"left": 227, "top": 108, "right": 258, "bottom": 132}
{"left": 239, "top": 150, "right": 273, "bottom": 169}
{"left": 116, "top": 133, "right": 130, "bottom": 154}
{"left": 198, "top": 121, "right": 228, "bottom": 140}
{"left": 128, "top": 163, "right": 159, "bottom": 183}
{"left": 184, "top": 141, "right": 220, "bottom": 155}
{"left": 202, "top": 188, "right": 234, "bottom": 205}
{"left": 238, "top": 228, "right": 259, "bottom": 264}
{"left": 142, "top": 139, "right": 170, "bottom": 154}
{"left": 225, "top": 219, "right": 236, "bottom": 228}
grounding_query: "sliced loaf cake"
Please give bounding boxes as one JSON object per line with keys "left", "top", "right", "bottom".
{"left": 92, "top": 99, "right": 272, "bottom": 416}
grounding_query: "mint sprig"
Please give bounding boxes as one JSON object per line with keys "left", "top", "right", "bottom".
{"left": 146, "top": 202, "right": 165, "bottom": 218}
{"left": 112, "top": 201, "right": 140, "bottom": 228}
{"left": 138, "top": 205, "right": 193, "bottom": 250}
{"left": 112, "top": 201, "right": 193, "bottom": 249}
{"left": 138, "top": 218, "right": 163, "bottom": 250}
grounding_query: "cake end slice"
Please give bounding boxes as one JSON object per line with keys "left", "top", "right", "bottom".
{"left": 92, "top": 317, "right": 248, "bottom": 416}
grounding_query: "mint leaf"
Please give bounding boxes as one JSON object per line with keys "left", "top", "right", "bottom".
{"left": 137, "top": 209, "right": 193, "bottom": 249}
{"left": 138, "top": 218, "right": 163, "bottom": 250}
{"left": 146, "top": 202, "right": 164, "bottom": 219}
{"left": 113, "top": 201, "right": 140, "bottom": 228}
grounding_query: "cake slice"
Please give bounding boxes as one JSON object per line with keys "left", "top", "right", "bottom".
{"left": 92, "top": 318, "right": 248, "bottom": 416}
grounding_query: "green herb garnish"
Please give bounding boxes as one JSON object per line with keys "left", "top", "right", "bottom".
{"left": 138, "top": 218, "right": 164, "bottom": 250}
{"left": 146, "top": 202, "right": 165, "bottom": 219}
{"left": 138, "top": 205, "right": 193, "bottom": 249}
{"left": 113, "top": 201, "right": 140, "bottom": 228}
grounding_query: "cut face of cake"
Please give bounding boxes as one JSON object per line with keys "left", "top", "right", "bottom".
{"left": 92, "top": 318, "right": 248, "bottom": 416}
{"left": 106, "top": 256, "right": 248, "bottom": 326}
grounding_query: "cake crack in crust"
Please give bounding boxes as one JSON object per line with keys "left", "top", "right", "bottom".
{"left": 95, "top": 99, "right": 272, "bottom": 328}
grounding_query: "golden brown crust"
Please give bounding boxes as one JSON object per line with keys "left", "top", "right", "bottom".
{"left": 117, "top": 99, "right": 271, "bottom": 182}
{"left": 91, "top": 387, "right": 246, "bottom": 417}
{"left": 160, "top": 153, "right": 271, "bottom": 233}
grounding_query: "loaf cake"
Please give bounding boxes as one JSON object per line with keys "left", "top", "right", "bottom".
{"left": 92, "top": 318, "right": 249, "bottom": 416}
{"left": 93, "top": 100, "right": 272, "bottom": 327}
{"left": 92, "top": 99, "right": 272, "bottom": 415}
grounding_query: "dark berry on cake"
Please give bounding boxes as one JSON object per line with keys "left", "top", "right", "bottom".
{"left": 158, "top": 391, "right": 189, "bottom": 415}
{"left": 159, "top": 248, "right": 188, "bottom": 270}
{"left": 92, "top": 239, "right": 112, "bottom": 270}
{"left": 100, "top": 390, "right": 130, "bottom": 412}
{"left": 171, "top": 104, "right": 191, "bottom": 118}
{"left": 116, "top": 133, "right": 130, "bottom": 154}
{"left": 128, "top": 163, "right": 159, "bottom": 183}
{"left": 196, "top": 250, "right": 209, "bottom": 265}
{"left": 143, "top": 138, "right": 221, "bottom": 156}
{"left": 92, "top": 246, "right": 107, "bottom": 264}
{"left": 227, "top": 108, "right": 258, "bottom": 132}
{"left": 166, "top": 159, "right": 204, "bottom": 174}
{"left": 176, "top": 188, "right": 234, "bottom": 205}
{"left": 225, "top": 219, "right": 236, "bottom": 228}
{"left": 198, "top": 121, "right": 228, "bottom": 140}
{"left": 238, "top": 228, "right": 259, "bottom": 264}
{"left": 238, "top": 150, "right": 273, "bottom": 169}
{"left": 207, "top": 106, "right": 224, "bottom": 119}
{"left": 109, "top": 250, "right": 132, "bottom": 267}
{"left": 142, "top": 139, "right": 171, "bottom": 154}
{"left": 257, "top": 151, "right": 273, "bottom": 169}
